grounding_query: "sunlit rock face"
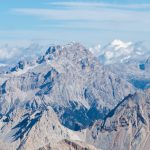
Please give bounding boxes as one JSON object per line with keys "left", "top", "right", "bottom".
{"left": 86, "top": 89, "right": 150, "bottom": 150}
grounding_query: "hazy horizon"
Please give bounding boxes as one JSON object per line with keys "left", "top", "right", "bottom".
{"left": 0, "top": 0, "right": 150, "bottom": 64}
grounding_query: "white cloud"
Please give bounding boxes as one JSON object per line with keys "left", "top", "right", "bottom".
{"left": 13, "top": 7, "right": 150, "bottom": 22}
{"left": 0, "top": 46, "right": 19, "bottom": 60}
{"left": 110, "top": 40, "right": 132, "bottom": 49}
{"left": 89, "top": 44, "right": 101, "bottom": 56}
{"left": 0, "top": 43, "right": 45, "bottom": 64}
{"left": 49, "top": 2, "right": 150, "bottom": 9}
{"left": 0, "top": 64, "right": 7, "bottom": 67}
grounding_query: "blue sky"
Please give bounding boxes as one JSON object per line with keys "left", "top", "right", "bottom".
{"left": 0, "top": 0, "right": 150, "bottom": 64}
{"left": 1, "top": 0, "right": 150, "bottom": 45}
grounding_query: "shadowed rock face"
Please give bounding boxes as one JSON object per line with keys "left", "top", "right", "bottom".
{"left": 0, "top": 43, "right": 135, "bottom": 149}
{"left": 86, "top": 89, "right": 150, "bottom": 150}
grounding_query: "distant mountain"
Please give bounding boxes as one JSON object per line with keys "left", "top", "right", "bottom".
{"left": 106, "top": 60, "right": 150, "bottom": 90}
{"left": 90, "top": 40, "right": 150, "bottom": 90}
{"left": 0, "top": 42, "right": 134, "bottom": 149}
{"left": 90, "top": 40, "right": 149, "bottom": 64}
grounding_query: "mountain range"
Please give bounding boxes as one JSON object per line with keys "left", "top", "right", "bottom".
{"left": 0, "top": 42, "right": 149, "bottom": 150}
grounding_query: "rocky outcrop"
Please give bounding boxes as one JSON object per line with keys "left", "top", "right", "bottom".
{"left": 38, "top": 139, "right": 99, "bottom": 150}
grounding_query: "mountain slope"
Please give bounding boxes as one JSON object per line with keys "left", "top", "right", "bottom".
{"left": 105, "top": 53, "right": 150, "bottom": 90}
{"left": 0, "top": 106, "right": 86, "bottom": 150}
{"left": 0, "top": 42, "right": 134, "bottom": 131}
{"left": 86, "top": 89, "right": 150, "bottom": 150}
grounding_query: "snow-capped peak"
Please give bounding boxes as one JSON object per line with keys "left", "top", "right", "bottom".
{"left": 89, "top": 44, "right": 101, "bottom": 56}
{"left": 90, "top": 40, "right": 149, "bottom": 64}
{"left": 110, "top": 40, "right": 132, "bottom": 50}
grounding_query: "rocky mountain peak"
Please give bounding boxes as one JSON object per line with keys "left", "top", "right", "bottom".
{"left": 90, "top": 40, "right": 148, "bottom": 64}
{"left": 45, "top": 46, "right": 57, "bottom": 55}
{"left": 110, "top": 39, "right": 132, "bottom": 49}
{"left": 10, "top": 60, "right": 28, "bottom": 72}
{"left": 145, "top": 56, "right": 150, "bottom": 63}
{"left": 36, "top": 42, "right": 91, "bottom": 67}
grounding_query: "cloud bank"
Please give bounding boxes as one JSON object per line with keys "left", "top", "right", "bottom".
{"left": 0, "top": 43, "right": 45, "bottom": 65}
